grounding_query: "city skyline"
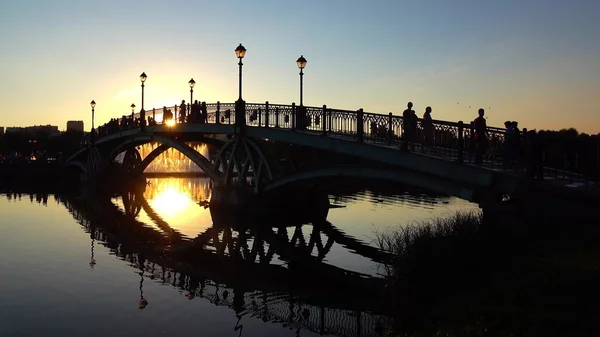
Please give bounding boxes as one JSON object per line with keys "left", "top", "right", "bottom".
{"left": 1, "top": 0, "right": 599, "bottom": 133}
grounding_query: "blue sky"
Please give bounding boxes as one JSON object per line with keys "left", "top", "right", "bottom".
{"left": 1, "top": 0, "right": 599, "bottom": 133}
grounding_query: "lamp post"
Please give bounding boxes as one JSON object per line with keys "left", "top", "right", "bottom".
{"left": 235, "top": 44, "right": 246, "bottom": 100}
{"left": 140, "top": 72, "right": 147, "bottom": 111}
{"left": 188, "top": 78, "right": 195, "bottom": 104}
{"left": 296, "top": 55, "right": 307, "bottom": 130}
{"left": 234, "top": 43, "right": 247, "bottom": 127}
{"left": 90, "top": 100, "right": 96, "bottom": 146}
{"left": 296, "top": 55, "right": 307, "bottom": 106}
{"left": 130, "top": 103, "right": 136, "bottom": 123}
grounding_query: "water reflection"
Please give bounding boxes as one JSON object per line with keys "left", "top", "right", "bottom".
{"left": 58, "top": 187, "right": 387, "bottom": 337}
{"left": 0, "top": 180, "right": 479, "bottom": 337}
{"left": 112, "top": 177, "right": 214, "bottom": 238}
{"left": 144, "top": 177, "right": 212, "bottom": 203}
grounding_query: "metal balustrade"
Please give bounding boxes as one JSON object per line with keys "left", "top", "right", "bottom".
{"left": 93, "top": 102, "right": 600, "bottom": 184}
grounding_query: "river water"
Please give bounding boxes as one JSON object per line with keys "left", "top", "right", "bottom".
{"left": 0, "top": 144, "right": 479, "bottom": 337}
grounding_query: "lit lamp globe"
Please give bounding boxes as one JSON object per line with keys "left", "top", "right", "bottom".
{"left": 235, "top": 44, "right": 246, "bottom": 59}
{"left": 296, "top": 55, "right": 307, "bottom": 70}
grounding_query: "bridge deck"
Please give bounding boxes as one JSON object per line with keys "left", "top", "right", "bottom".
{"left": 65, "top": 102, "right": 598, "bottom": 204}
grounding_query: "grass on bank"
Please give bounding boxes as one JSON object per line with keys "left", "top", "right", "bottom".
{"left": 375, "top": 210, "right": 600, "bottom": 337}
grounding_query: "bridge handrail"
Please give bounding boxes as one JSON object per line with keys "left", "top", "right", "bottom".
{"left": 88, "top": 101, "right": 599, "bottom": 184}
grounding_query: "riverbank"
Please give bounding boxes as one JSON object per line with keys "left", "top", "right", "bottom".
{"left": 377, "top": 210, "right": 600, "bottom": 336}
{"left": 0, "top": 160, "right": 63, "bottom": 181}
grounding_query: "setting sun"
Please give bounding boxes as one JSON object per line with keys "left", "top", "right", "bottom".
{"left": 165, "top": 119, "right": 176, "bottom": 127}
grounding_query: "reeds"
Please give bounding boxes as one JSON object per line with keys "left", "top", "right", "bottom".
{"left": 376, "top": 210, "right": 486, "bottom": 282}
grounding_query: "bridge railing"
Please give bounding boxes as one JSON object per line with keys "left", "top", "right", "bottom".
{"left": 94, "top": 101, "right": 600, "bottom": 183}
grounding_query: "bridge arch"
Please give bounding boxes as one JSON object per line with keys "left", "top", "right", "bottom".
{"left": 138, "top": 144, "right": 170, "bottom": 174}
{"left": 136, "top": 138, "right": 226, "bottom": 175}
{"left": 100, "top": 134, "right": 224, "bottom": 184}
{"left": 260, "top": 165, "right": 477, "bottom": 201}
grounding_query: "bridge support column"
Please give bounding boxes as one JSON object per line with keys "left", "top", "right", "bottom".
{"left": 322, "top": 105, "right": 327, "bottom": 135}
{"left": 216, "top": 101, "right": 221, "bottom": 124}
{"left": 264, "top": 101, "right": 270, "bottom": 128}
{"left": 457, "top": 121, "right": 464, "bottom": 163}
{"left": 357, "top": 108, "right": 364, "bottom": 144}
{"left": 291, "top": 103, "right": 296, "bottom": 130}
{"left": 140, "top": 109, "right": 146, "bottom": 131}
{"left": 387, "top": 113, "right": 393, "bottom": 146}
{"left": 235, "top": 99, "right": 246, "bottom": 128}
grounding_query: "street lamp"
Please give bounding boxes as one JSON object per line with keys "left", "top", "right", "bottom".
{"left": 140, "top": 72, "right": 147, "bottom": 110}
{"left": 90, "top": 100, "right": 96, "bottom": 145}
{"left": 234, "top": 43, "right": 247, "bottom": 127}
{"left": 296, "top": 55, "right": 307, "bottom": 106}
{"left": 235, "top": 43, "right": 246, "bottom": 100}
{"left": 188, "top": 78, "right": 195, "bottom": 104}
{"left": 130, "top": 103, "right": 136, "bottom": 121}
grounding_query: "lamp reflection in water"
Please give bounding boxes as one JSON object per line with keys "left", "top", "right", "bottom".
{"left": 138, "top": 272, "right": 148, "bottom": 309}
{"left": 89, "top": 225, "right": 96, "bottom": 268}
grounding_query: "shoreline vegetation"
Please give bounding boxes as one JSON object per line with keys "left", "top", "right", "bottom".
{"left": 375, "top": 210, "right": 600, "bottom": 336}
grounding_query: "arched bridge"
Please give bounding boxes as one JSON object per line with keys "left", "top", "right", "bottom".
{"left": 63, "top": 102, "right": 528, "bottom": 204}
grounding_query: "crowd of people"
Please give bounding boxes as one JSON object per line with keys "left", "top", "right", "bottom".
{"left": 96, "top": 100, "right": 209, "bottom": 138}
{"left": 399, "top": 102, "right": 523, "bottom": 166}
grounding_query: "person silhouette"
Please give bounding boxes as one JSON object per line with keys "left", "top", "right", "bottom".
{"left": 402, "top": 102, "right": 416, "bottom": 151}
{"left": 473, "top": 108, "right": 488, "bottom": 164}
{"left": 422, "top": 106, "right": 434, "bottom": 151}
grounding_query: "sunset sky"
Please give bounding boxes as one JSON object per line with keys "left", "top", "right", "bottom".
{"left": 1, "top": 0, "right": 599, "bottom": 133}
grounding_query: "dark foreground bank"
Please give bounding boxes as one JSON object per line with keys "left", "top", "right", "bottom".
{"left": 376, "top": 210, "right": 600, "bottom": 337}
{"left": 0, "top": 161, "right": 63, "bottom": 181}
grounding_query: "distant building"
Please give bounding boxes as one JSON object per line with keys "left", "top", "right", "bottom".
{"left": 66, "top": 120, "right": 84, "bottom": 132}
{"left": 0, "top": 127, "right": 4, "bottom": 135}
{"left": 5, "top": 125, "right": 60, "bottom": 136}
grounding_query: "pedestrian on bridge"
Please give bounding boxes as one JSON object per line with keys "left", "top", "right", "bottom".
{"left": 191, "top": 100, "right": 200, "bottom": 123}
{"left": 422, "top": 106, "right": 434, "bottom": 152}
{"left": 179, "top": 100, "right": 187, "bottom": 123}
{"left": 402, "top": 102, "right": 417, "bottom": 152}
{"left": 473, "top": 108, "right": 488, "bottom": 164}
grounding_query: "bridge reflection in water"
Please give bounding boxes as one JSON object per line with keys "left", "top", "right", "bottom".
{"left": 62, "top": 179, "right": 393, "bottom": 337}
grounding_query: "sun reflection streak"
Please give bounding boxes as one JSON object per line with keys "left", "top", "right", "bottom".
{"left": 151, "top": 187, "right": 191, "bottom": 218}
{"left": 145, "top": 178, "right": 211, "bottom": 219}
{"left": 138, "top": 178, "right": 214, "bottom": 238}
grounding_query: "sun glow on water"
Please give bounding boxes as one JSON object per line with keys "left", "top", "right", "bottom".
{"left": 140, "top": 178, "right": 213, "bottom": 238}
{"left": 150, "top": 187, "right": 191, "bottom": 218}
